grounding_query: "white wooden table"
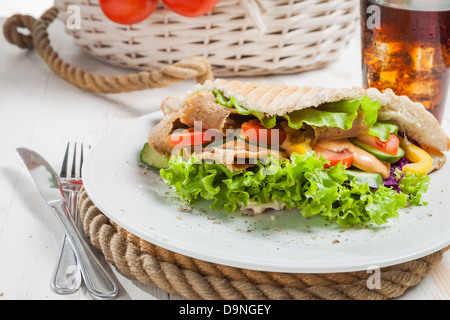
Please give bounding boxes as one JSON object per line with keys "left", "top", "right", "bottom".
{"left": 0, "top": 15, "right": 449, "bottom": 300}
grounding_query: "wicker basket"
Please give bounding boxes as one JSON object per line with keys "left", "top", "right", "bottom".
{"left": 54, "top": 0, "right": 358, "bottom": 76}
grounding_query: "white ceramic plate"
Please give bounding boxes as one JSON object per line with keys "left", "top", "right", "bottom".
{"left": 83, "top": 112, "right": 450, "bottom": 273}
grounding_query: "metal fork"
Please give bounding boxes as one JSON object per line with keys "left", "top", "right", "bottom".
{"left": 51, "top": 142, "right": 86, "bottom": 294}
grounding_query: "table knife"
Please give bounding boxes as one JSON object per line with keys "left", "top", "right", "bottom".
{"left": 17, "top": 147, "right": 119, "bottom": 300}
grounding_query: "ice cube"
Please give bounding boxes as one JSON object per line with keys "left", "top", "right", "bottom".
{"left": 367, "top": 41, "right": 404, "bottom": 69}
{"left": 410, "top": 47, "right": 435, "bottom": 71}
{"left": 379, "top": 71, "right": 397, "bottom": 87}
{"left": 404, "top": 81, "right": 437, "bottom": 110}
{"left": 368, "top": 42, "right": 390, "bottom": 68}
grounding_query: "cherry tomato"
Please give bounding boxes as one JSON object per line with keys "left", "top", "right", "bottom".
{"left": 162, "top": 0, "right": 219, "bottom": 17}
{"left": 356, "top": 133, "right": 400, "bottom": 156}
{"left": 169, "top": 128, "right": 217, "bottom": 147}
{"left": 241, "top": 120, "right": 287, "bottom": 146}
{"left": 99, "top": 0, "right": 159, "bottom": 25}
{"left": 313, "top": 146, "right": 353, "bottom": 168}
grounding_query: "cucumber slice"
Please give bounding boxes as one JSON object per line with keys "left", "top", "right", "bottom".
{"left": 202, "top": 138, "right": 227, "bottom": 150}
{"left": 345, "top": 169, "right": 383, "bottom": 188}
{"left": 350, "top": 139, "right": 405, "bottom": 163}
{"left": 234, "top": 130, "right": 287, "bottom": 152}
{"left": 234, "top": 130, "right": 259, "bottom": 146}
{"left": 139, "top": 143, "right": 169, "bottom": 169}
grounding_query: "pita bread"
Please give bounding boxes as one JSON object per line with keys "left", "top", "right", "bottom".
{"left": 149, "top": 79, "right": 449, "bottom": 172}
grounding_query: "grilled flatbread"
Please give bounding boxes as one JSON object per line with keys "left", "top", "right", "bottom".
{"left": 148, "top": 79, "right": 449, "bottom": 172}
{"left": 142, "top": 79, "right": 449, "bottom": 222}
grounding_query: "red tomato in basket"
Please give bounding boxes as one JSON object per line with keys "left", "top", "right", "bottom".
{"left": 162, "top": 0, "right": 220, "bottom": 17}
{"left": 99, "top": 0, "right": 159, "bottom": 25}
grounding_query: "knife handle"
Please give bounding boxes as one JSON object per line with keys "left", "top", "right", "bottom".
{"left": 51, "top": 234, "right": 82, "bottom": 294}
{"left": 51, "top": 190, "right": 82, "bottom": 294}
{"left": 50, "top": 200, "right": 119, "bottom": 300}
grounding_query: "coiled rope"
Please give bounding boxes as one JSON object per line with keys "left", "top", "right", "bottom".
{"left": 3, "top": 7, "right": 214, "bottom": 93}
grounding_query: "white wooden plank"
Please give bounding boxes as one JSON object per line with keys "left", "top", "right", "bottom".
{"left": 0, "top": 15, "right": 448, "bottom": 300}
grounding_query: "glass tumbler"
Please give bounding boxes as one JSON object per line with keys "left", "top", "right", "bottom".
{"left": 361, "top": 0, "right": 450, "bottom": 123}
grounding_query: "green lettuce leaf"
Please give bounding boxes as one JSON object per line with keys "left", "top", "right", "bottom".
{"left": 395, "top": 169, "right": 430, "bottom": 205}
{"left": 212, "top": 90, "right": 382, "bottom": 131}
{"left": 283, "top": 96, "right": 381, "bottom": 131}
{"left": 282, "top": 108, "right": 358, "bottom": 130}
{"left": 369, "top": 121, "right": 399, "bottom": 142}
{"left": 317, "top": 98, "right": 362, "bottom": 113}
{"left": 212, "top": 90, "right": 277, "bottom": 128}
{"left": 160, "top": 152, "right": 426, "bottom": 228}
{"left": 359, "top": 95, "right": 381, "bottom": 127}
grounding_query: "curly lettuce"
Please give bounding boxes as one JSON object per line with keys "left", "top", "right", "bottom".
{"left": 396, "top": 169, "right": 430, "bottom": 206}
{"left": 212, "top": 90, "right": 277, "bottom": 128}
{"left": 212, "top": 90, "right": 382, "bottom": 131}
{"left": 283, "top": 96, "right": 380, "bottom": 131}
{"left": 368, "top": 121, "right": 399, "bottom": 142}
{"left": 160, "top": 152, "right": 429, "bottom": 228}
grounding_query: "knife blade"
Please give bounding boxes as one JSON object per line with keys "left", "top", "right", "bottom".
{"left": 17, "top": 147, "right": 119, "bottom": 300}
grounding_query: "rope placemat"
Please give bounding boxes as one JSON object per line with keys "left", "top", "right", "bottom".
{"left": 78, "top": 187, "right": 449, "bottom": 300}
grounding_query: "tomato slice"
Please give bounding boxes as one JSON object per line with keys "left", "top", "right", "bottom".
{"left": 99, "top": 0, "right": 159, "bottom": 25}
{"left": 313, "top": 146, "right": 353, "bottom": 168}
{"left": 162, "top": 0, "right": 219, "bottom": 17}
{"left": 169, "top": 128, "right": 218, "bottom": 147}
{"left": 356, "top": 133, "right": 400, "bottom": 156}
{"left": 241, "top": 120, "right": 287, "bottom": 146}
{"left": 383, "top": 134, "right": 400, "bottom": 155}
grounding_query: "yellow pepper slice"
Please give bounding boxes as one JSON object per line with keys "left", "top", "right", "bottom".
{"left": 288, "top": 140, "right": 313, "bottom": 155}
{"left": 399, "top": 137, "right": 433, "bottom": 174}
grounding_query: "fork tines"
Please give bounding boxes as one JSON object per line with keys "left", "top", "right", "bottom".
{"left": 60, "top": 142, "right": 89, "bottom": 180}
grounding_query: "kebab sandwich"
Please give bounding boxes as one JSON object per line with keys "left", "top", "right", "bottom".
{"left": 140, "top": 79, "right": 449, "bottom": 227}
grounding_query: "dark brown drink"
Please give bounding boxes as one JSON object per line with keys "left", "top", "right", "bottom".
{"left": 361, "top": 0, "right": 450, "bottom": 122}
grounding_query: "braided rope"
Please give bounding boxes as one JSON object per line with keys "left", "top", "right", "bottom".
{"left": 78, "top": 187, "right": 449, "bottom": 300}
{"left": 3, "top": 14, "right": 35, "bottom": 49}
{"left": 3, "top": 7, "right": 214, "bottom": 93}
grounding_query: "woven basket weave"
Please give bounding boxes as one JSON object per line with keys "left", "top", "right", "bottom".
{"left": 54, "top": 0, "right": 358, "bottom": 76}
